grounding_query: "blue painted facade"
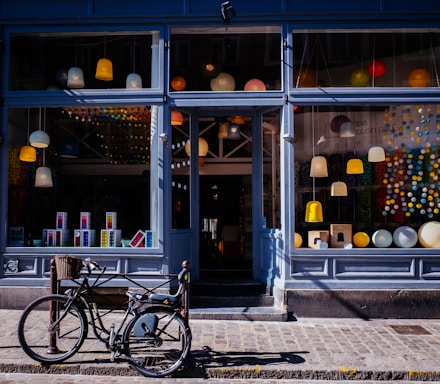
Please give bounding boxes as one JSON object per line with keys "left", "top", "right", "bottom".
{"left": 1, "top": 0, "right": 440, "bottom": 312}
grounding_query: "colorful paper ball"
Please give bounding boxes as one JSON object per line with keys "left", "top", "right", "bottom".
{"left": 294, "top": 232, "right": 303, "bottom": 248}
{"left": 244, "top": 78, "right": 266, "bottom": 91}
{"left": 418, "top": 221, "right": 440, "bottom": 248}
{"left": 393, "top": 226, "right": 418, "bottom": 248}
{"left": 210, "top": 72, "right": 236, "bottom": 91}
{"left": 368, "top": 60, "right": 386, "bottom": 78}
{"left": 408, "top": 68, "right": 430, "bottom": 87}
{"left": 350, "top": 68, "right": 371, "bottom": 87}
{"left": 171, "top": 76, "right": 186, "bottom": 91}
{"left": 372, "top": 229, "right": 393, "bottom": 248}
{"left": 293, "top": 69, "right": 316, "bottom": 87}
{"left": 353, "top": 232, "right": 370, "bottom": 248}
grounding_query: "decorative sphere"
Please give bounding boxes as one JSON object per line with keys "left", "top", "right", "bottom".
{"left": 372, "top": 229, "right": 393, "bottom": 248}
{"left": 418, "top": 221, "right": 440, "bottom": 248}
{"left": 368, "top": 60, "right": 386, "bottom": 78}
{"left": 210, "top": 72, "right": 235, "bottom": 91}
{"left": 350, "top": 68, "right": 370, "bottom": 87}
{"left": 393, "top": 226, "right": 418, "bottom": 248}
{"left": 294, "top": 233, "right": 303, "bottom": 248}
{"left": 171, "top": 76, "right": 186, "bottom": 91}
{"left": 293, "top": 69, "right": 316, "bottom": 87}
{"left": 408, "top": 68, "right": 430, "bottom": 87}
{"left": 244, "top": 78, "right": 266, "bottom": 91}
{"left": 330, "top": 115, "right": 351, "bottom": 133}
{"left": 353, "top": 232, "right": 370, "bottom": 248}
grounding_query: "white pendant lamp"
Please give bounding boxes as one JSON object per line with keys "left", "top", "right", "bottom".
{"left": 340, "top": 121, "right": 355, "bottom": 137}
{"left": 126, "top": 73, "right": 142, "bottom": 89}
{"left": 368, "top": 146, "right": 386, "bottom": 162}
{"left": 310, "top": 155, "right": 328, "bottom": 177}
{"left": 67, "top": 67, "right": 85, "bottom": 88}
{"left": 35, "top": 166, "right": 53, "bottom": 188}
{"left": 331, "top": 181, "right": 348, "bottom": 196}
{"left": 29, "top": 108, "right": 50, "bottom": 148}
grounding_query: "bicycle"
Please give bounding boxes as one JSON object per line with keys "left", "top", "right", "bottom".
{"left": 17, "top": 257, "right": 192, "bottom": 378}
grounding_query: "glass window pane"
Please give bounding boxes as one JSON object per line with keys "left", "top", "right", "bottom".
{"left": 292, "top": 30, "right": 440, "bottom": 88}
{"left": 8, "top": 106, "right": 157, "bottom": 248}
{"left": 170, "top": 26, "right": 281, "bottom": 91}
{"left": 9, "top": 32, "right": 158, "bottom": 90}
{"left": 294, "top": 104, "right": 440, "bottom": 248}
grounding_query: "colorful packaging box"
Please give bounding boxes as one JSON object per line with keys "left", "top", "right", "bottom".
{"left": 144, "top": 230, "right": 155, "bottom": 248}
{"left": 46, "top": 229, "right": 70, "bottom": 247}
{"left": 129, "top": 230, "right": 145, "bottom": 247}
{"left": 106, "top": 212, "right": 117, "bottom": 230}
{"left": 80, "top": 212, "right": 91, "bottom": 229}
{"left": 100, "top": 229, "right": 122, "bottom": 247}
{"left": 74, "top": 229, "right": 96, "bottom": 247}
{"left": 56, "top": 212, "right": 68, "bottom": 229}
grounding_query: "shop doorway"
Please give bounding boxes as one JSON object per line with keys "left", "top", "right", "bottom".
{"left": 199, "top": 175, "right": 252, "bottom": 280}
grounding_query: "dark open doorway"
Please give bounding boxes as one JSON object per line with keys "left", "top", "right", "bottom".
{"left": 199, "top": 175, "right": 252, "bottom": 280}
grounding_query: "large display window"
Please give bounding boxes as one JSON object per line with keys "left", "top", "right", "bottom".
{"left": 294, "top": 104, "right": 440, "bottom": 249}
{"left": 7, "top": 106, "right": 160, "bottom": 249}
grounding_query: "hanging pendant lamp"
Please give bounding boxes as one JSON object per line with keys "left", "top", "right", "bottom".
{"left": 96, "top": 37, "right": 113, "bottom": 81}
{"left": 67, "top": 67, "right": 85, "bottom": 88}
{"left": 35, "top": 166, "right": 53, "bottom": 188}
{"left": 368, "top": 146, "right": 386, "bottom": 162}
{"left": 310, "top": 155, "right": 328, "bottom": 177}
{"left": 331, "top": 181, "right": 348, "bottom": 196}
{"left": 305, "top": 201, "right": 324, "bottom": 222}
{"left": 171, "top": 110, "right": 184, "bottom": 125}
{"left": 29, "top": 108, "right": 50, "bottom": 148}
{"left": 340, "top": 121, "right": 355, "bottom": 137}
{"left": 126, "top": 37, "right": 142, "bottom": 88}
{"left": 228, "top": 123, "right": 241, "bottom": 140}
{"left": 218, "top": 122, "right": 229, "bottom": 139}
{"left": 346, "top": 158, "right": 364, "bottom": 174}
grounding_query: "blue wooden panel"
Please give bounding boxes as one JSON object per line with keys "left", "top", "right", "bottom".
{"left": 286, "top": 0, "right": 381, "bottom": 13}
{"left": 383, "top": 0, "right": 440, "bottom": 12}
{"left": 189, "top": 0, "right": 284, "bottom": 15}
{"left": 0, "top": 0, "right": 89, "bottom": 17}
{"left": 93, "top": 0, "right": 185, "bottom": 16}
{"left": 422, "top": 259, "right": 440, "bottom": 278}
{"left": 335, "top": 258, "right": 415, "bottom": 277}
{"left": 291, "top": 257, "right": 329, "bottom": 276}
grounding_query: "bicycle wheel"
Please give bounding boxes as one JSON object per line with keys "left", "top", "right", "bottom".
{"left": 123, "top": 306, "right": 192, "bottom": 377}
{"left": 18, "top": 294, "right": 88, "bottom": 364}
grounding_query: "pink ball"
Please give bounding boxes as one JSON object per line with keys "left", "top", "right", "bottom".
{"left": 244, "top": 78, "right": 266, "bottom": 91}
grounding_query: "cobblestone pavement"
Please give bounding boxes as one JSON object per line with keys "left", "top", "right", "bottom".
{"left": 2, "top": 309, "right": 440, "bottom": 380}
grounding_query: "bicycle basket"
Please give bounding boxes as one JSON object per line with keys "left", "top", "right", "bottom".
{"left": 54, "top": 256, "right": 83, "bottom": 280}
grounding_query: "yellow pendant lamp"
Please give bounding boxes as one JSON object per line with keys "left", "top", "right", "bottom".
{"left": 346, "top": 158, "right": 364, "bottom": 174}
{"left": 19, "top": 109, "right": 37, "bottom": 162}
{"left": 95, "top": 37, "right": 113, "bottom": 81}
{"left": 305, "top": 201, "right": 323, "bottom": 222}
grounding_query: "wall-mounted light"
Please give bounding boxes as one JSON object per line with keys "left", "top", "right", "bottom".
{"left": 221, "top": 1, "right": 236, "bottom": 23}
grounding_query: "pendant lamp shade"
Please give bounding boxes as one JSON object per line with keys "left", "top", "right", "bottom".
{"left": 228, "top": 123, "right": 241, "bottom": 140}
{"left": 171, "top": 110, "right": 184, "bottom": 125}
{"left": 218, "top": 122, "right": 229, "bottom": 138}
{"left": 310, "top": 155, "right": 328, "bottom": 177}
{"left": 29, "top": 130, "right": 50, "bottom": 148}
{"left": 340, "top": 121, "right": 355, "bottom": 137}
{"left": 368, "top": 146, "right": 386, "bottom": 162}
{"left": 126, "top": 73, "right": 142, "bottom": 89}
{"left": 67, "top": 67, "right": 85, "bottom": 88}
{"left": 95, "top": 58, "right": 113, "bottom": 81}
{"left": 19, "top": 145, "right": 37, "bottom": 162}
{"left": 331, "top": 181, "right": 348, "bottom": 196}
{"left": 305, "top": 201, "right": 323, "bottom": 222}
{"left": 35, "top": 166, "right": 53, "bottom": 188}
{"left": 185, "top": 138, "right": 209, "bottom": 157}
{"left": 346, "top": 158, "right": 364, "bottom": 174}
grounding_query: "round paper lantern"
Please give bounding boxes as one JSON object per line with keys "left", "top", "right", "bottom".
{"left": 418, "top": 221, "right": 440, "bottom": 248}
{"left": 294, "top": 232, "right": 303, "bottom": 248}
{"left": 171, "top": 76, "right": 186, "bottom": 91}
{"left": 368, "top": 60, "right": 386, "bottom": 78}
{"left": 293, "top": 69, "right": 316, "bottom": 87}
{"left": 408, "top": 68, "right": 430, "bottom": 87}
{"left": 330, "top": 115, "right": 351, "bottom": 133}
{"left": 244, "top": 78, "right": 266, "bottom": 91}
{"left": 372, "top": 229, "right": 393, "bottom": 248}
{"left": 210, "top": 72, "right": 235, "bottom": 91}
{"left": 393, "top": 226, "right": 418, "bottom": 248}
{"left": 350, "top": 68, "right": 370, "bottom": 87}
{"left": 353, "top": 232, "right": 370, "bottom": 248}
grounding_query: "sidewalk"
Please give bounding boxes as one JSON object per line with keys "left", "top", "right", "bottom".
{"left": 2, "top": 309, "right": 440, "bottom": 380}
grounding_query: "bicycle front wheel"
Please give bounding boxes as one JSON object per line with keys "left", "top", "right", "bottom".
{"left": 18, "top": 294, "right": 88, "bottom": 364}
{"left": 123, "top": 306, "right": 192, "bottom": 377}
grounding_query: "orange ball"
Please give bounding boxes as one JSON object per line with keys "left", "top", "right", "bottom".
{"left": 350, "top": 68, "right": 370, "bottom": 87}
{"left": 408, "top": 68, "right": 430, "bottom": 87}
{"left": 171, "top": 76, "right": 186, "bottom": 91}
{"left": 293, "top": 69, "right": 316, "bottom": 87}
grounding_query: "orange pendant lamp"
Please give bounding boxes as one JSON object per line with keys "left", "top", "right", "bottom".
{"left": 95, "top": 37, "right": 113, "bottom": 81}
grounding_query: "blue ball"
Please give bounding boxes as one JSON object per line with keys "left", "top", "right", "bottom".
{"left": 393, "top": 226, "right": 418, "bottom": 248}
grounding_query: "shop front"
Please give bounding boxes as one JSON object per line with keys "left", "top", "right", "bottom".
{"left": 1, "top": 0, "right": 440, "bottom": 316}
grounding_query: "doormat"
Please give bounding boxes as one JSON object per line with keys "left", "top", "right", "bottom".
{"left": 390, "top": 325, "right": 431, "bottom": 335}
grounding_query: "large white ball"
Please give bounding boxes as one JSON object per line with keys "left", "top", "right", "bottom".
{"left": 372, "top": 229, "right": 393, "bottom": 248}
{"left": 393, "top": 226, "right": 418, "bottom": 248}
{"left": 210, "top": 72, "right": 235, "bottom": 91}
{"left": 418, "top": 221, "right": 440, "bottom": 248}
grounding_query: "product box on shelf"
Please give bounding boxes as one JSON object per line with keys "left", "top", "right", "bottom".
{"left": 129, "top": 230, "right": 145, "bottom": 247}
{"left": 144, "top": 230, "right": 155, "bottom": 248}
{"left": 330, "top": 224, "right": 352, "bottom": 248}
{"left": 46, "top": 229, "right": 70, "bottom": 247}
{"left": 74, "top": 229, "right": 96, "bottom": 247}
{"left": 80, "top": 212, "right": 91, "bottom": 229}
{"left": 308, "top": 230, "right": 329, "bottom": 249}
{"left": 8, "top": 227, "right": 24, "bottom": 246}
{"left": 56, "top": 212, "right": 68, "bottom": 229}
{"left": 101, "top": 229, "right": 122, "bottom": 247}
{"left": 106, "top": 212, "right": 117, "bottom": 230}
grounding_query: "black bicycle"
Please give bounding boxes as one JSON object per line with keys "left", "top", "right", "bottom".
{"left": 17, "top": 258, "right": 192, "bottom": 378}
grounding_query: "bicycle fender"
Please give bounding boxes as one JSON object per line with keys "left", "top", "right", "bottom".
{"left": 133, "top": 313, "right": 158, "bottom": 337}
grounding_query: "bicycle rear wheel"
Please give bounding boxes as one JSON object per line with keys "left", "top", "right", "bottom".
{"left": 18, "top": 294, "right": 88, "bottom": 363}
{"left": 123, "top": 306, "right": 192, "bottom": 377}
